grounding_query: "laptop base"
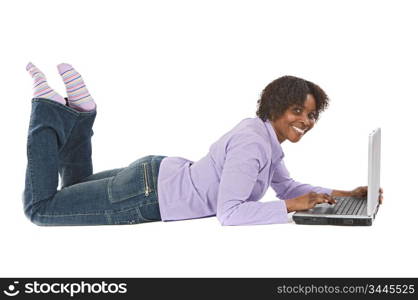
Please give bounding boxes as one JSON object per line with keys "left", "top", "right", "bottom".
{"left": 292, "top": 215, "right": 372, "bottom": 226}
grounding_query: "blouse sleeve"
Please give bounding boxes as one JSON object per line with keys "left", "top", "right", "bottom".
{"left": 216, "top": 136, "right": 289, "bottom": 226}
{"left": 270, "top": 160, "right": 332, "bottom": 200}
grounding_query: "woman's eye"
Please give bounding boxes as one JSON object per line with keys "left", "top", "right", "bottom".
{"left": 308, "top": 113, "right": 317, "bottom": 120}
{"left": 293, "top": 108, "right": 302, "bottom": 113}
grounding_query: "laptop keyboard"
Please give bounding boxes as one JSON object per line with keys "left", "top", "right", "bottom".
{"left": 333, "top": 197, "right": 367, "bottom": 215}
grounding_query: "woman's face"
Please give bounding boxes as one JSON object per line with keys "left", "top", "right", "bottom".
{"left": 271, "top": 94, "right": 318, "bottom": 143}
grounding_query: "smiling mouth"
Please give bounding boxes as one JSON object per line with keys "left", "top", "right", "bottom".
{"left": 291, "top": 126, "right": 305, "bottom": 135}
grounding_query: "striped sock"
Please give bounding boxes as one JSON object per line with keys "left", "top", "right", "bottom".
{"left": 57, "top": 63, "right": 96, "bottom": 112}
{"left": 26, "top": 62, "right": 66, "bottom": 105}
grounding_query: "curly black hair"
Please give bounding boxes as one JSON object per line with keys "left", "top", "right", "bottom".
{"left": 256, "top": 75, "right": 329, "bottom": 122}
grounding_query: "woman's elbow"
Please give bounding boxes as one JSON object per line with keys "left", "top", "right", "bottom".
{"left": 216, "top": 214, "right": 235, "bottom": 226}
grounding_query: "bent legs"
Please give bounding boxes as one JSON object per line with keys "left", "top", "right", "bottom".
{"left": 23, "top": 98, "right": 164, "bottom": 226}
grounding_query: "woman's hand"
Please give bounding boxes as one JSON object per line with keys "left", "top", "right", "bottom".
{"left": 285, "top": 192, "right": 336, "bottom": 213}
{"left": 350, "top": 186, "right": 368, "bottom": 198}
{"left": 332, "top": 186, "right": 384, "bottom": 204}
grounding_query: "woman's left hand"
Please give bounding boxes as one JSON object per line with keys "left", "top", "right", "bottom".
{"left": 350, "top": 186, "right": 384, "bottom": 204}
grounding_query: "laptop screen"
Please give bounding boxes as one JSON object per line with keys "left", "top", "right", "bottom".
{"left": 367, "top": 128, "right": 381, "bottom": 216}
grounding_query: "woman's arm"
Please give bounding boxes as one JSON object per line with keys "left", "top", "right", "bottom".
{"left": 216, "top": 137, "right": 289, "bottom": 226}
{"left": 270, "top": 160, "right": 332, "bottom": 200}
{"left": 330, "top": 189, "right": 352, "bottom": 197}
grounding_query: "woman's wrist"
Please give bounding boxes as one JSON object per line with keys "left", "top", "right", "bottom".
{"left": 331, "top": 190, "right": 352, "bottom": 197}
{"left": 284, "top": 198, "right": 296, "bottom": 213}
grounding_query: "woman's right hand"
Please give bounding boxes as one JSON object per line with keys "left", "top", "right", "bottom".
{"left": 284, "top": 192, "right": 336, "bottom": 213}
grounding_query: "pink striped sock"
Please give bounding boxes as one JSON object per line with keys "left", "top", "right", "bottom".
{"left": 26, "top": 62, "right": 66, "bottom": 105}
{"left": 57, "top": 63, "right": 96, "bottom": 112}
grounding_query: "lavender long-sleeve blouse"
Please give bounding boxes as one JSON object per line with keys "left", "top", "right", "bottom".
{"left": 157, "top": 117, "right": 331, "bottom": 225}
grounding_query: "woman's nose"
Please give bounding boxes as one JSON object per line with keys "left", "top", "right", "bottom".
{"left": 300, "top": 114, "right": 310, "bottom": 127}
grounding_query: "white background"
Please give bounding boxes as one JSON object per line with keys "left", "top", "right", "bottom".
{"left": 0, "top": 0, "right": 417, "bottom": 277}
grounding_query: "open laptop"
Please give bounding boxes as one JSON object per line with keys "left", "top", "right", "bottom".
{"left": 293, "top": 128, "right": 381, "bottom": 226}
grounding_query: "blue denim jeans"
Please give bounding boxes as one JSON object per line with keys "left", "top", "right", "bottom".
{"left": 23, "top": 97, "right": 166, "bottom": 226}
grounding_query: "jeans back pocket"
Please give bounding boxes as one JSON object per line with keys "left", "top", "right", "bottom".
{"left": 107, "top": 157, "right": 153, "bottom": 203}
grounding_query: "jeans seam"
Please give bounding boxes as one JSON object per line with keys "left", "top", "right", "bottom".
{"left": 107, "top": 176, "right": 114, "bottom": 202}
{"left": 105, "top": 213, "right": 112, "bottom": 225}
{"left": 36, "top": 201, "right": 158, "bottom": 217}
{"left": 36, "top": 211, "right": 105, "bottom": 217}
{"left": 26, "top": 105, "right": 38, "bottom": 208}
{"left": 27, "top": 139, "right": 36, "bottom": 209}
